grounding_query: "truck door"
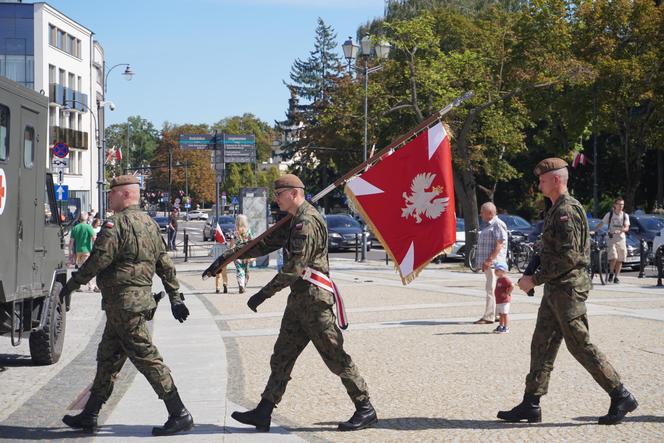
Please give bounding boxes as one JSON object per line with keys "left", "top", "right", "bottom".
{"left": 16, "top": 107, "right": 39, "bottom": 296}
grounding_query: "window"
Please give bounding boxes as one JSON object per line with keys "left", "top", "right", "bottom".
{"left": 23, "top": 126, "right": 34, "bottom": 168}
{"left": 69, "top": 148, "right": 77, "bottom": 174}
{"left": 49, "top": 107, "right": 56, "bottom": 126}
{"left": 77, "top": 75, "right": 82, "bottom": 92}
{"left": 59, "top": 68, "right": 66, "bottom": 85}
{"left": 76, "top": 39, "right": 82, "bottom": 58}
{"left": 48, "top": 64, "right": 56, "bottom": 83}
{"left": 0, "top": 104, "right": 9, "bottom": 161}
{"left": 56, "top": 30, "right": 65, "bottom": 50}
{"left": 45, "top": 175, "right": 60, "bottom": 225}
{"left": 68, "top": 72, "right": 75, "bottom": 89}
{"left": 66, "top": 35, "right": 73, "bottom": 54}
{"left": 49, "top": 24, "right": 56, "bottom": 46}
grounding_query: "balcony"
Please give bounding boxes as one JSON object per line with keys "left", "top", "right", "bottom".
{"left": 49, "top": 126, "right": 89, "bottom": 150}
{"left": 48, "top": 83, "right": 88, "bottom": 111}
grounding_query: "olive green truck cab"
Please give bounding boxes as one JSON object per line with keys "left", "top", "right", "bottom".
{"left": 0, "top": 76, "right": 72, "bottom": 365}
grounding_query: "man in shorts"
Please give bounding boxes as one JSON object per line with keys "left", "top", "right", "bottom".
{"left": 594, "top": 198, "right": 630, "bottom": 283}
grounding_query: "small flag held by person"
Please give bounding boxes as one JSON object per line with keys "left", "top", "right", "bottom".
{"left": 214, "top": 223, "right": 226, "bottom": 244}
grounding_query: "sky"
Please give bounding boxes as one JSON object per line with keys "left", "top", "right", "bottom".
{"left": 44, "top": 0, "right": 387, "bottom": 129}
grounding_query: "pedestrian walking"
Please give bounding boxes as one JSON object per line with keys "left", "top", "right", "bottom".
{"left": 493, "top": 262, "right": 513, "bottom": 333}
{"left": 203, "top": 174, "right": 376, "bottom": 432}
{"left": 231, "top": 214, "right": 253, "bottom": 294}
{"left": 167, "top": 208, "right": 178, "bottom": 251}
{"left": 68, "top": 212, "right": 95, "bottom": 291}
{"left": 474, "top": 202, "right": 508, "bottom": 325}
{"left": 59, "top": 175, "right": 193, "bottom": 436}
{"left": 498, "top": 158, "right": 638, "bottom": 425}
{"left": 592, "top": 197, "right": 630, "bottom": 283}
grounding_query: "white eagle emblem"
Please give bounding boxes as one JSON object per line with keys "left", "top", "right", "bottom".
{"left": 401, "top": 173, "right": 449, "bottom": 223}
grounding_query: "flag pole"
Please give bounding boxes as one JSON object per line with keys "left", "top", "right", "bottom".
{"left": 202, "top": 91, "right": 473, "bottom": 278}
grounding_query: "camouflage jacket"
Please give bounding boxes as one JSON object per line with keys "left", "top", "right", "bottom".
{"left": 533, "top": 192, "right": 591, "bottom": 292}
{"left": 73, "top": 205, "right": 181, "bottom": 311}
{"left": 225, "top": 201, "right": 330, "bottom": 299}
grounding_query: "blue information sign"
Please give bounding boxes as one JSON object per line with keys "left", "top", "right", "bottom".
{"left": 55, "top": 184, "right": 69, "bottom": 201}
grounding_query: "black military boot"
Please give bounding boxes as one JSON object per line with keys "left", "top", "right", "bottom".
{"left": 62, "top": 394, "right": 104, "bottom": 433}
{"left": 497, "top": 393, "right": 542, "bottom": 423}
{"left": 231, "top": 398, "right": 274, "bottom": 432}
{"left": 338, "top": 400, "right": 378, "bottom": 431}
{"left": 152, "top": 390, "right": 194, "bottom": 436}
{"left": 598, "top": 385, "right": 638, "bottom": 425}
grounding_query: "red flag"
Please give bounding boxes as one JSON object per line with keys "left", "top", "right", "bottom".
{"left": 214, "top": 223, "right": 226, "bottom": 244}
{"left": 115, "top": 146, "right": 123, "bottom": 161}
{"left": 345, "top": 122, "right": 456, "bottom": 284}
{"left": 106, "top": 147, "right": 115, "bottom": 164}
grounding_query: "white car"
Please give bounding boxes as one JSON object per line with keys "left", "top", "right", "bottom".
{"left": 433, "top": 218, "right": 465, "bottom": 262}
{"left": 186, "top": 210, "right": 209, "bottom": 221}
{"left": 653, "top": 225, "right": 664, "bottom": 259}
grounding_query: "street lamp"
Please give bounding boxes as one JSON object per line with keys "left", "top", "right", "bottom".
{"left": 63, "top": 99, "right": 110, "bottom": 218}
{"left": 342, "top": 34, "right": 391, "bottom": 261}
{"left": 176, "top": 159, "right": 189, "bottom": 215}
{"left": 104, "top": 64, "right": 134, "bottom": 94}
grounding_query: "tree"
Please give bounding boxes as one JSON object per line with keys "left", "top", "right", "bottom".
{"left": 104, "top": 115, "right": 159, "bottom": 177}
{"left": 153, "top": 123, "right": 216, "bottom": 208}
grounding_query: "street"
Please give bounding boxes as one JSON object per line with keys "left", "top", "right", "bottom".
{"left": 1, "top": 256, "right": 663, "bottom": 441}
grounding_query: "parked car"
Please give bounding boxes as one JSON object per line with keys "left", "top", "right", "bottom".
{"left": 186, "top": 209, "right": 209, "bottom": 221}
{"left": 628, "top": 214, "right": 664, "bottom": 247}
{"left": 152, "top": 216, "right": 169, "bottom": 232}
{"left": 497, "top": 214, "right": 534, "bottom": 241}
{"left": 325, "top": 214, "right": 371, "bottom": 251}
{"left": 203, "top": 215, "right": 235, "bottom": 242}
{"left": 433, "top": 218, "right": 466, "bottom": 262}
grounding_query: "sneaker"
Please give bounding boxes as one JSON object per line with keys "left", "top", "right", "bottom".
{"left": 613, "top": 277, "right": 620, "bottom": 284}
{"left": 493, "top": 326, "right": 503, "bottom": 333}
{"left": 501, "top": 326, "right": 510, "bottom": 333}
{"left": 608, "top": 273, "right": 614, "bottom": 283}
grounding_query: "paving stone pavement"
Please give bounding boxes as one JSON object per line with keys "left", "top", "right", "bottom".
{"left": 1, "top": 257, "right": 663, "bottom": 442}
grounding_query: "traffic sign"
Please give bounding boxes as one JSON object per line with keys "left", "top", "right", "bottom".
{"left": 51, "top": 157, "right": 69, "bottom": 172}
{"left": 179, "top": 134, "right": 214, "bottom": 150}
{"left": 55, "top": 184, "right": 69, "bottom": 201}
{"left": 231, "top": 196, "right": 239, "bottom": 205}
{"left": 53, "top": 142, "right": 69, "bottom": 158}
{"left": 223, "top": 134, "right": 256, "bottom": 163}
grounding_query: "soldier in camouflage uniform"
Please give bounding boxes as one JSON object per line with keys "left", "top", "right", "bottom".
{"left": 59, "top": 175, "right": 194, "bottom": 436}
{"left": 498, "top": 158, "right": 638, "bottom": 425}
{"left": 203, "top": 174, "right": 376, "bottom": 432}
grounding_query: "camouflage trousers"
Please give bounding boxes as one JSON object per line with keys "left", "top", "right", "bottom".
{"left": 90, "top": 306, "right": 176, "bottom": 402}
{"left": 262, "top": 290, "right": 369, "bottom": 405}
{"left": 525, "top": 288, "right": 622, "bottom": 396}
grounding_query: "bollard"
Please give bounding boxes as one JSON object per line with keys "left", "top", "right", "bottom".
{"left": 354, "top": 233, "right": 360, "bottom": 262}
{"left": 656, "top": 246, "right": 664, "bottom": 287}
{"left": 638, "top": 237, "right": 647, "bottom": 278}
{"left": 385, "top": 252, "right": 389, "bottom": 265}
{"left": 184, "top": 233, "right": 189, "bottom": 262}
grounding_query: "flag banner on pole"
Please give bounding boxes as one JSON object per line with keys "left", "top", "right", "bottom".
{"left": 572, "top": 152, "right": 587, "bottom": 168}
{"left": 214, "top": 223, "right": 226, "bottom": 244}
{"left": 344, "top": 122, "right": 456, "bottom": 285}
{"left": 106, "top": 146, "right": 116, "bottom": 164}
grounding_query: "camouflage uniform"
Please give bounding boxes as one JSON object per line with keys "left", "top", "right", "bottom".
{"left": 527, "top": 193, "right": 621, "bottom": 396}
{"left": 73, "top": 204, "right": 182, "bottom": 402}
{"left": 223, "top": 200, "right": 369, "bottom": 405}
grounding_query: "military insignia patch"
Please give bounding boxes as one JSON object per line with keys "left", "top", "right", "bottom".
{"left": 104, "top": 221, "right": 115, "bottom": 228}
{"left": 559, "top": 215, "right": 569, "bottom": 222}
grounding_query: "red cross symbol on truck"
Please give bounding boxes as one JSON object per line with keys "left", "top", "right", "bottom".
{"left": 0, "top": 173, "right": 5, "bottom": 213}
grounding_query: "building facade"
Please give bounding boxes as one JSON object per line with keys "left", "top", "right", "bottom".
{"left": 0, "top": 0, "right": 103, "bottom": 213}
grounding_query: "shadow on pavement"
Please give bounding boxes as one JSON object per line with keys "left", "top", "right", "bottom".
{"left": 385, "top": 320, "right": 474, "bottom": 326}
{"left": 0, "top": 423, "right": 229, "bottom": 440}
{"left": 0, "top": 354, "right": 33, "bottom": 370}
{"left": 573, "top": 415, "right": 664, "bottom": 424}
{"left": 434, "top": 331, "right": 495, "bottom": 336}
{"left": 223, "top": 425, "right": 294, "bottom": 435}
{"left": 300, "top": 418, "right": 592, "bottom": 431}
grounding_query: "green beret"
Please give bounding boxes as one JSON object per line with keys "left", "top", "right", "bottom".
{"left": 274, "top": 174, "right": 304, "bottom": 189}
{"left": 533, "top": 157, "right": 568, "bottom": 176}
{"left": 109, "top": 175, "right": 140, "bottom": 189}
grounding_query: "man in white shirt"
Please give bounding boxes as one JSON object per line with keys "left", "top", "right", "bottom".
{"left": 594, "top": 198, "right": 630, "bottom": 283}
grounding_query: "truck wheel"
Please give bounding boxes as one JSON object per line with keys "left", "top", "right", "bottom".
{"left": 29, "top": 282, "right": 66, "bottom": 365}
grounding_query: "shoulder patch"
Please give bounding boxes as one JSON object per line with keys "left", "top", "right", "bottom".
{"left": 104, "top": 221, "right": 115, "bottom": 228}
{"left": 559, "top": 215, "right": 569, "bottom": 222}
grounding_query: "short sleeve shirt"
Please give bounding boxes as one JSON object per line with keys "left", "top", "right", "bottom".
{"left": 602, "top": 211, "right": 629, "bottom": 241}
{"left": 477, "top": 217, "right": 508, "bottom": 264}
{"left": 494, "top": 276, "right": 513, "bottom": 304}
{"left": 71, "top": 222, "right": 95, "bottom": 254}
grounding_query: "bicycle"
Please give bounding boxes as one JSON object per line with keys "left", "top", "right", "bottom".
{"left": 507, "top": 234, "right": 534, "bottom": 273}
{"left": 588, "top": 232, "right": 609, "bottom": 285}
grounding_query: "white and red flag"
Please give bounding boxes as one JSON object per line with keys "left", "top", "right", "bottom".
{"left": 572, "top": 152, "right": 587, "bottom": 168}
{"left": 214, "top": 223, "right": 226, "bottom": 244}
{"left": 345, "top": 122, "right": 456, "bottom": 284}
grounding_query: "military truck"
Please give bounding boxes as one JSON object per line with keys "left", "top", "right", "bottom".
{"left": 0, "top": 76, "right": 72, "bottom": 365}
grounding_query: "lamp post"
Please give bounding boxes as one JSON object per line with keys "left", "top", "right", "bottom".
{"left": 176, "top": 159, "right": 189, "bottom": 216}
{"left": 342, "top": 35, "right": 391, "bottom": 261}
